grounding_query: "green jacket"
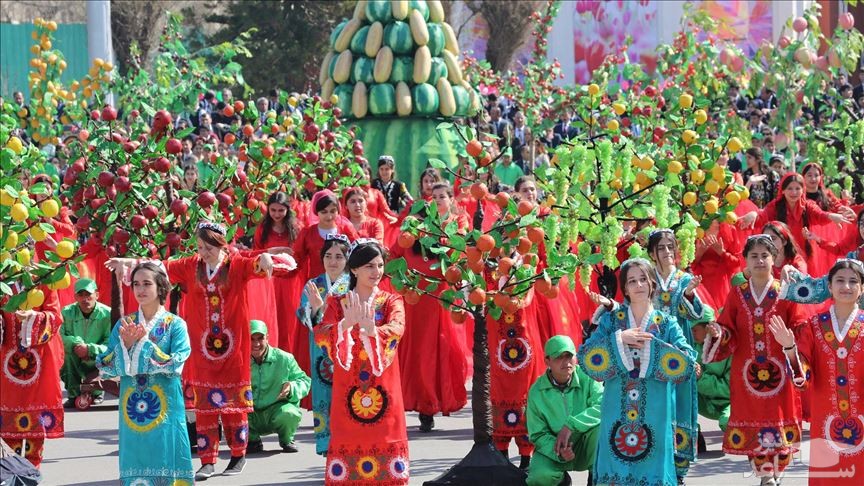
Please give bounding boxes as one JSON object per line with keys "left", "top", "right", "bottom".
{"left": 694, "top": 342, "right": 730, "bottom": 409}
{"left": 527, "top": 368, "right": 604, "bottom": 463}
{"left": 60, "top": 302, "right": 112, "bottom": 360}
{"left": 251, "top": 346, "right": 311, "bottom": 410}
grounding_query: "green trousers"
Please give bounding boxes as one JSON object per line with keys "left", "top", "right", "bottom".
{"left": 60, "top": 354, "right": 101, "bottom": 398}
{"left": 698, "top": 396, "right": 730, "bottom": 431}
{"left": 526, "top": 426, "right": 599, "bottom": 486}
{"left": 248, "top": 401, "right": 302, "bottom": 444}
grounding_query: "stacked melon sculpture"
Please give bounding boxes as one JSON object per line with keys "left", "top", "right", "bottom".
{"left": 321, "top": 0, "right": 482, "bottom": 120}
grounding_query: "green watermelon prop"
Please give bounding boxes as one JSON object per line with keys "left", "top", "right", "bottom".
{"left": 320, "top": 0, "right": 482, "bottom": 192}
{"left": 320, "top": 0, "right": 482, "bottom": 121}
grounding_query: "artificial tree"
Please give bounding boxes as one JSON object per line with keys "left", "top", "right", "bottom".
{"left": 1, "top": 107, "right": 80, "bottom": 312}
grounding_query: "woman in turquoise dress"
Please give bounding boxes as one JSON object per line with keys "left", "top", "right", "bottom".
{"left": 296, "top": 235, "right": 351, "bottom": 456}
{"left": 580, "top": 258, "right": 696, "bottom": 486}
{"left": 97, "top": 262, "right": 193, "bottom": 485}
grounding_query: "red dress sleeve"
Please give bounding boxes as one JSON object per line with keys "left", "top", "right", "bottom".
{"left": 803, "top": 199, "right": 833, "bottom": 226}
{"left": 20, "top": 287, "right": 62, "bottom": 348}
{"left": 164, "top": 256, "right": 198, "bottom": 287}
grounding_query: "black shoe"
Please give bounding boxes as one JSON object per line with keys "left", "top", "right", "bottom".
{"left": 63, "top": 398, "right": 77, "bottom": 409}
{"left": 677, "top": 476, "right": 686, "bottom": 485}
{"left": 558, "top": 473, "right": 572, "bottom": 485}
{"left": 222, "top": 456, "right": 246, "bottom": 476}
{"left": 586, "top": 471, "right": 593, "bottom": 486}
{"left": 280, "top": 440, "right": 298, "bottom": 453}
{"left": 419, "top": 414, "right": 435, "bottom": 432}
{"left": 194, "top": 464, "right": 215, "bottom": 481}
{"left": 246, "top": 439, "right": 263, "bottom": 454}
{"left": 92, "top": 394, "right": 104, "bottom": 405}
{"left": 519, "top": 454, "right": 531, "bottom": 469}
{"left": 499, "top": 449, "right": 509, "bottom": 460}
{"left": 697, "top": 431, "right": 707, "bottom": 454}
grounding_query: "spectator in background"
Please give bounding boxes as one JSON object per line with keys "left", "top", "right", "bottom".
{"left": 59, "top": 279, "right": 112, "bottom": 408}
{"left": 743, "top": 147, "right": 781, "bottom": 209}
{"left": 489, "top": 106, "right": 510, "bottom": 143}
{"left": 538, "top": 126, "right": 561, "bottom": 149}
{"left": 268, "top": 90, "right": 284, "bottom": 116}
{"left": 553, "top": 111, "right": 578, "bottom": 144}
{"left": 728, "top": 84, "right": 749, "bottom": 117}
{"left": 853, "top": 70, "right": 864, "bottom": 100}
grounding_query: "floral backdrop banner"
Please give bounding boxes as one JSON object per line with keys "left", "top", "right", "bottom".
{"left": 573, "top": 0, "right": 659, "bottom": 84}
{"left": 697, "top": 0, "right": 774, "bottom": 57}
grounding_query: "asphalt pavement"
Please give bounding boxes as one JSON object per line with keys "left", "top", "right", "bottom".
{"left": 36, "top": 389, "right": 816, "bottom": 485}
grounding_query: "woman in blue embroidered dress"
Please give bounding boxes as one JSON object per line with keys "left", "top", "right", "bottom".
{"left": 297, "top": 234, "right": 351, "bottom": 456}
{"left": 579, "top": 258, "right": 696, "bottom": 486}
{"left": 97, "top": 262, "right": 193, "bottom": 485}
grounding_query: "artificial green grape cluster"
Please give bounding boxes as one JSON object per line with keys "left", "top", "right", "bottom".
{"left": 601, "top": 216, "right": 623, "bottom": 269}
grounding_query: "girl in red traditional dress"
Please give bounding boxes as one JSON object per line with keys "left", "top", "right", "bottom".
{"left": 770, "top": 259, "right": 864, "bottom": 486}
{"left": 397, "top": 167, "right": 441, "bottom": 221}
{"left": 30, "top": 174, "right": 78, "bottom": 306}
{"left": 0, "top": 285, "right": 63, "bottom": 468}
{"left": 513, "top": 176, "right": 583, "bottom": 348}
{"left": 704, "top": 234, "right": 807, "bottom": 486}
{"left": 740, "top": 173, "right": 854, "bottom": 275}
{"left": 252, "top": 191, "right": 303, "bottom": 351}
{"left": 763, "top": 221, "right": 808, "bottom": 279}
{"left": 800, "top": 163, "right": 854, "bottom": 277}
{"left": 693, "top": 219, "right": 744, "bottom": 307}
{"left": 317, "top": 241, "right": 409, "bottom": 485}
{"left": 391, "top": 182, "right": 468, "bottom": 433}
{"left": 293, "top": 191, "right": 359, "bottom": 377}
{"left": 344, "top": 187, "right": 385, "bottom": 241}
{"left": 107, "top": 223, "right": 275, "bottom": 480}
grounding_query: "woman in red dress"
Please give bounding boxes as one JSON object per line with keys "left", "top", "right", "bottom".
{"left": 692, "top": 220, "right": 744, "bottom": 307}
{"left": 763, "top": 221, "right": 808, "bottom": 279}
{"left": 770, "top": 259, "right": 864, "bottom": 486}
{"left": 704, "top": 235, "right": 807, "bottom": 485}
{"left": 317, "top": 241, "right": 409, "bottom": 485}
{"left": 251, "top": 191, "right": 303, "bottom": 351}
{"left": 107, "top": 223, "right": 275, "bottom": 480}
{"left": 293, "top": 191, "right": 359, "bottom": 376}
{"left": 343, "top": 187, "right": 385, "bottom": 241}
{"left": 397, "top": 167, "right": 442, "bottom": 221}
{"left": 391, "top": 182, "right": 468, "bottom": 433}
{"left": 514, "top": 176, "right": 583, "bottom": 348}
{"left": 740, "top": 173, "right": 854, "bottom": 273}
{"left": 800, "top": 163, "right": 854, "bottom": 277}
{"left": 0, "top": 285, "right": 63, "bottom": 468}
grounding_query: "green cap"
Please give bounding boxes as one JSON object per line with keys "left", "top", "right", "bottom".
{"left": 74, "top": 278, "right": 97, "bottom": 294}
{"left": 250, "top": 320, "right": 268, "bottom": 336}
{"left": 544, "top": 335, "right": 576, "bottom": 358}
{"left": 503, "top": 147, "right": 513, "bottom": 157}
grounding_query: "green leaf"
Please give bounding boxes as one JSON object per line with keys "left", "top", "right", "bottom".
{"left": 69, "top": 264, "right": 80, "bottom": 278}
{"left": 489, "top": 306, "right": 503, "bottom": 321}
{"left": 585, "top": 253, "right": 603, "bottom": 265}
{"left": 0, "top": 281, "right": 11, "bottom": 296}
{"left": 427, "top": 158, "right": 447, "bottom": 170}
{"left": 436, "top": 122, "right": 454, "bottom": 131}
{"left": 449, "top": 235, "right": 466, "bottom": 252}
{"left": 384, "top": 257, "right": 408, "bottom": 275}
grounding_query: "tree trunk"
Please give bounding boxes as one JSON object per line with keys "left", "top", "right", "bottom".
{"left": 110, "top": 271, "right": 121, "bottom": 323}
{"left": 470, "top": 310, "right": 492, "bottom": 444}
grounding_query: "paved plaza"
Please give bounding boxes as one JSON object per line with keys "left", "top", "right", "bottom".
{"left": 35, "top": 389, "right": 816, "bottom": 486}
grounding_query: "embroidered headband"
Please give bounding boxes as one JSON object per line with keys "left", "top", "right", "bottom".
{"left": 649, "top": 228, "right": 675, "bottom": 239}
{"left": 621, "top": 257, "right": 652, "bottom": 268}
{"left": 325, "top": 233, "right": 350, "bottom": 243}
{"left": 746, "top": 234, "right": 773, "bottom": 242}
{"left": 348, "top": 237, "right": 380, "bottom": 256}
{"left": 836, "top": 258, "right": 864, "bottom": 275}
{"left": 197, "top": 221, "right": 226, "bottom": 236}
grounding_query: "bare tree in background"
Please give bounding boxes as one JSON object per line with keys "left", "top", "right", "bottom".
{"left": 464, "top": 0, "right": 543, "bottom": 71}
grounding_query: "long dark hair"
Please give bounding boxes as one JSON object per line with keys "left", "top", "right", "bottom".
{"left": 347, "top": 241, "right": 386, "bottom": 289}
{"left": 320, "top": 237, "right": 350, "bottom": 262}
{"left": 775, "top": 173, "right": 811, "bottom": 256}
{"left": 801, "top": 163, "right": 832, "bottom": 211}
{"left": 618, "top": 259, "right": 656, "bottom": 302}
{"left": 762, "top": 221, "right": 803, "bottom": 263}
{"left": 260, "top": 191, "right": 298, "bottom": 244}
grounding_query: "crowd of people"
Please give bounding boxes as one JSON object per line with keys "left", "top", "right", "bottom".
{"left": 2, "top": 61, "right": 864, "bottom": 486}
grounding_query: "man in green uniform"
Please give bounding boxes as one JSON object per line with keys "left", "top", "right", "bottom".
{"left": 494, "top": 147, "right": 524, "bottom": 188}
{"left": 60, "top": 278, "right": 112, "bottom": 408}
{"left": 527, "top": 335, "right": 603, "bottom": 486}
{"left": 247, "top": 320, "right": 310, "bottom": 453}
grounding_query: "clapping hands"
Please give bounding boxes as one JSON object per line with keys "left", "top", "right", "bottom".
{"left": 340, "top": 291, "right": 375, "bottom": 334}
{"left": 119, "top": 316, "right": 146, "bottom": 349}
